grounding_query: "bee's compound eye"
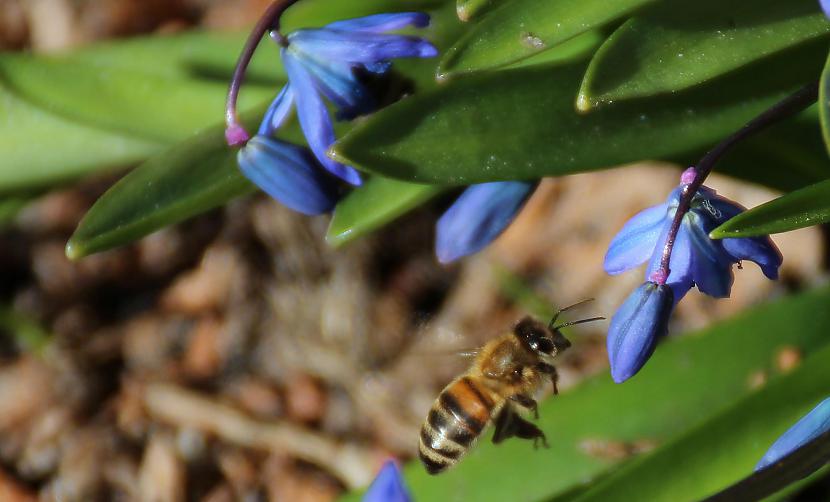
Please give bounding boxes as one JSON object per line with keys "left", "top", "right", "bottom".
{"left": 534, "top": 337, "right": 555, "bottom": 354}
{"left": 512, "top": 367, "right": 523, "bottom": 378}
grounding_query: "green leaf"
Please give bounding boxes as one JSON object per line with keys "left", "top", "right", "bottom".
{"left": 0, "top": 54, "right": 276, "bottom": 143}
{"left": 326, "top": 176, "right": 445, "bottom": 248}
{"left": 0, "top": 83, "right": 162, "bottom": 192}
{"left": 571, "top": 344, "right": 830, "bottom": 502}
{"left": 504, "top": 29, "right": 606, "bottom": 70}
{"left": 710, "top": 178, "right": 830, "bottom": 238}
{"left": 578, "top": 0, "right": 830, "bottom": 110}
{"left": 65, "top": 120, "right": 255, "bottom": 260}
{"left": 456, "top": 0, "right": 498, "bottom": 22}
{"left": 334, "top": 39, "right": 827, "bottom": 184}
{"left": 437, "top": 0, "right": 657, "bottom": 79}
{"left": 820, "top": 49, "right": 830, "bottom": 156}
{"left": 342, "top": 285, "right": 830, "bottom": 501}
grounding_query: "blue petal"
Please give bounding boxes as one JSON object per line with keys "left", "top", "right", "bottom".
{"left": 685, "top": 214, "right": 734, "bottom": 298}
{"left": 289, "top": 29, "right": 438, "bottom": 65}
{"left": 607, "top": 282, "right": 674, "bottom": 383}
{"left": 325, "top": 12, "right": 430, "bottom": 33}
{"left": 821, "top": 0, "right": 830, "bottom": 19}
{"left": 257, "top": 84, "right": 294, "bottom": 136}
{"left": 292, "top": 53, "right": 375, "bottom": 119}
{"left": 722, "top": 236, "right": 782, "bottom": 280}
{"left": 646, "top": 220, "right": 694, "bottom": 303}
{"left": 756, "top": 397, "right": 830, "bottom": 471}
{"left": 363, "top": 461, "right": 411, "bottom": 502}
{"left": 237, "top": 135, "right": 338, "bottom": 215}
{"left": 282, "top": 50, "right": 362, "bottom": 186}
{"left": 604, "top": 203, "right": 669, "bottom": 275}
{"left": 435, "top": 182, "right": 535, "bottom": 264}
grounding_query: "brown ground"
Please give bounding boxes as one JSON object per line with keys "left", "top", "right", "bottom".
{"left": 0, "top": 2, "right": 825, "bottom": 500}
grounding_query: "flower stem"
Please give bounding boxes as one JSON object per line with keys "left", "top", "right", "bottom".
{"left": 225, "top": 0, "right": 301, "bottom": 147}
{"left": 654, "top": 80, "right": 819, "bottom": 283}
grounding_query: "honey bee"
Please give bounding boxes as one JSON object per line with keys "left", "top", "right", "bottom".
{"left": 418, "top": 301, "right": 603, "bottom": 474}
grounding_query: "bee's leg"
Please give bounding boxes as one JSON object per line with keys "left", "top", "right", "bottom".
{"left": 510, "top": 394, "right": 539, "bottom": 419}
{"left": 537, "top": 363, "right": 559, "bottom": 395}
{"left": 492, "top": 405, "right": 548, "bottom": 448}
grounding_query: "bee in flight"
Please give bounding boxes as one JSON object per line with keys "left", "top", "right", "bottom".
{"left": 418, "top": 300, "right": 603, "bottom": 474}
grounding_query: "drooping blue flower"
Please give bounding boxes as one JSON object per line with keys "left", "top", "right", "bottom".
{"left": 604, "top": 182, "right": 782, "bottom": 302}
{"left": 363, "top": 461, "right": 411, "bottom": 502}
{"left": 435, "top": 181, "right": 536, "bottom": 264}
{"left": 237, "top": 135, "right": 338, "bottom": 215}
{"left": 756, "top": 397, "right": 830, "bottom": 471}
{"left": 606, "top": 281, "right": 673, "bottom": 383}
{"left": 262, "top": 12, "right": 438, "bottom": 186}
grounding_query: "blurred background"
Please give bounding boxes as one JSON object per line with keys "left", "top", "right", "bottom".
{"left": 0, "top": 1, "right": 827, "bottom": 500}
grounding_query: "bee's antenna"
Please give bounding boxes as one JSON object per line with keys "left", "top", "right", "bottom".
{"left": 548, "top": 298, "right": 595, "bottom": 329}
{"left": 552, "top": 316, "right": 606, "bottom": 330}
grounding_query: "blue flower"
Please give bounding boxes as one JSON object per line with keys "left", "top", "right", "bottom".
{"left": 237, "top": 135, "right": 338, "bottom": 215}
{"left": 607, "top": 281, "right": 673, "bottom": 383}
{"left": 363, "top": 461, "right": 411, "bottom": 502}
{"left": 821, "top": 0, "right": 830, "bottom": 19}
{"left": 604, "top": 183, "right": 782, "bottom": 302}
{"left": 756, "top": 397, "right": 830, "bottom": 471}
{"left": 262, "top": 12, "right": 438, "bottom": 186}
{"left": 435, "top": 181, "right": 536, "bottom": 263}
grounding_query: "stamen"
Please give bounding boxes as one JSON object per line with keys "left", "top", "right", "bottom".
{"left": 225, "top": 0, "right": 301, "bottom": 147}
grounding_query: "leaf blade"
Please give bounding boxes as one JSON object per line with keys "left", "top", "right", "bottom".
{"left": 438, "top": 0, "right": 657, "bottom": 78}
{"left": 334, "top": 40, "right": 828, "bottom": 185}
{"left": 578, "top": 0, "right": 830, "bottom": 109}
{"left": 326, "top": 176, "right": 445, "bottom": 248}
{"left": 710, "top": 178, "right": 830, "bottom": 238}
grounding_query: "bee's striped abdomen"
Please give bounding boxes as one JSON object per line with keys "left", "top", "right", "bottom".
{"left": 419, "top": 376, "right": 495, "bottom": 474}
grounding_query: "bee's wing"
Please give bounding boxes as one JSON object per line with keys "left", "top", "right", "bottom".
{"left": 492, "top": 404, "right": 546, "bottom": 446}
{"left": 455, "top": 348, "right": 480, "bottom": 358}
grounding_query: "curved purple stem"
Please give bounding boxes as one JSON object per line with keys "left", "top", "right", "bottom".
{"left": 655, "top": 81, "right": 818, "bottom": 282}
{"left": 225, "top": 0, "right": 301, "bottom": 146}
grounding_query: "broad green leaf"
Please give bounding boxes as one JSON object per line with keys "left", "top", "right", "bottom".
{"left": 342, "top": 285, "right": 830, "bottom": 501}
{"left": 0, "top": 83, "right": 161, "bottom": 192}
{"left": 65, "top": 120, "right": 256, "bottom": 260}
{"left": 0, "top": 54, "right": 276, "bottom": 143}
{"left": 578, "top": 0, "right": 830, "bottom": 110}
{"left": 571, "top": 344, "right": 830, "bottom": 502}
{"left": 710, "top": 178, "right": 830, "bottom": 239}
{"left": 820, "top": 49, "right": 830, "bottom": 156}
{"left": 334, "top": 40, "right": 827, "bottom": 185}
{"left": 437, "top": 0, "right": 657, "bottom": 79}
{"left": 326, "top": 176, "right": 445, "bottom": 248}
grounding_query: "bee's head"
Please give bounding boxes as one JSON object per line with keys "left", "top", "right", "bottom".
{"left": 514, "top": 301, "right": 604, "bottom": 360}
{"left": 514, "top": 317, "right": 571, "bottom": 359}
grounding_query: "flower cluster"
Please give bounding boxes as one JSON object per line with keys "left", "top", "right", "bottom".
{"left": 228, "top": 11, "right": 437, "bottom": 214}
{"left": 604, "top": 168, "right": 782, "bottom": 382}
